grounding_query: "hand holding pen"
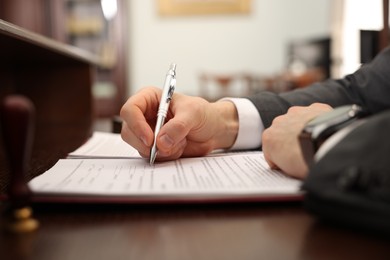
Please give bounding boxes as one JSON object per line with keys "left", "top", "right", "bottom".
{"left": 150, "top": 63, "right": 177, "bottom": 165}
{"left": 120, "top": 65, "right": 238, "bottom": 165}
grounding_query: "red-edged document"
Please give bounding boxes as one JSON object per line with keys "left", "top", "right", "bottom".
{"left": 28, "top": 132, "right": 304, "bottom": 204}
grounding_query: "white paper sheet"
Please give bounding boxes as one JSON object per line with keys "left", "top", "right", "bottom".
{"left": 68, "top": 131, "right": 141, "bottom": 159}
{"left": 29, "top": 152, "right": 302, "bottom": 199}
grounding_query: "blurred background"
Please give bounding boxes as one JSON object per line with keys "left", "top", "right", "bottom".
{"left": 0, "top": 0, "right": 388, "bottom": 120}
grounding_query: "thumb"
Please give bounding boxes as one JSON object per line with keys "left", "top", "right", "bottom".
{"left": 156, "top": 112, "right": 194, "bottom": 152}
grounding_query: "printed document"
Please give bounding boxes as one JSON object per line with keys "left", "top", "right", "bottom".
{"left": 29, "top": 132, "right": 303, "bottom": 202}
{"left": 29, "top": 153, "right": 302, "bottom": 201}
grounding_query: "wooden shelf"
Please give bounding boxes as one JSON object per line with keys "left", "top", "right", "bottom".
{"left": 0, "top": 0, "right": 129, "bottom": 118}
{"left": 0, "top": 20, "right": 96, "bottom": 192}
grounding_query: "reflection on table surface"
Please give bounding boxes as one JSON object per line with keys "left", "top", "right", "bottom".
{"left": 1, "top": 202, "right": 389, "bottom": 260}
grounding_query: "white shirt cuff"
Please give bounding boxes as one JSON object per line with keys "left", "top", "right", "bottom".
{"left": 220, "top": 97, "right": 264, "bottom": 150}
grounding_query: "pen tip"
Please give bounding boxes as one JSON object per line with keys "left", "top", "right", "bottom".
{"left": 150, "top": 156, "right": 156, "bottom": 166}
{"left": 150, "top": 146, "right": 157, "bottom": 166}
{"left": 170, "top": 63, "right": 176, "bottom": 71}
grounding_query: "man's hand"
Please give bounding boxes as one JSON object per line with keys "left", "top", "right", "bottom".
{"left": 262, "top": 103, "right": 333, "bottom": 179}
{"left": 120, "top": 87, "right": 239, "bottom": 161}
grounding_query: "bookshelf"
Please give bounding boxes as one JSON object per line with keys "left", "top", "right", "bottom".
{"left": 0, "top": 0, "right": 128, "bottom": 118}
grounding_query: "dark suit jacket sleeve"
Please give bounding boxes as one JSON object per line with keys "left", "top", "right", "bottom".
{"left": 301, "top": 110, "right": 390, "bottom": 234}
{"left": 247, "top": 46, "right": 390, "bottom": 128}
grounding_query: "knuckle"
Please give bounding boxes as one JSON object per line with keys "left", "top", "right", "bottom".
{"left": 262, "top": 129, "right": 272, "bottom": 144}
{"left": 173, "top": 119, "right": 187, "bottom": 133}
{"left": 119, "top": 105, "right": 127, "bottom": 119}
{"left": 271, "top": 115, "right": 284, "bottom": 125}
{"left": 287, "top": 106, "right": 302, "bottom": 113}
{"left": 311, "top": 102, "right": 332, "bottom": 110}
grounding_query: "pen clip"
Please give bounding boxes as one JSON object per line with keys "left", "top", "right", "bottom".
{"left": 167, "top": 79, "right": 176, "bottom": 102}
{"left": 168, "top": 63, "right": 176, "bottom": 76}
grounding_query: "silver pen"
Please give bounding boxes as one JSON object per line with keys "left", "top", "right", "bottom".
{"left": 150, "top": 63, "right": 177, "bottom": 165}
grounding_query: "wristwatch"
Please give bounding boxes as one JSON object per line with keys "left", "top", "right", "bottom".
{"left": 299, "top": 104, "right": 365, "bottom": 166}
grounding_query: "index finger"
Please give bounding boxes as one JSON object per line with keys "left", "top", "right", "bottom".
{"left": 120, "top": 87, "right": 161, "bottom": 147}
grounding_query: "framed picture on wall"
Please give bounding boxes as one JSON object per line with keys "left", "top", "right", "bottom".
{"left": 158, "top": 0, "right": 251, "bottom": 16}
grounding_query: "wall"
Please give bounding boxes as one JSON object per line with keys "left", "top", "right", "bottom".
{"left": 331, "top": 0, "right": 384, "bottom": 78}
{"left": 127, "top": 0, "right": 331, "bottom": 96}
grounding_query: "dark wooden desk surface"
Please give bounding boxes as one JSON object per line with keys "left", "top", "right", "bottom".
{"left": 1, "top": 121, "right": 390, "bottom": 259}
{"left": 1, "top": 201, "right": 389, "bottom": 260}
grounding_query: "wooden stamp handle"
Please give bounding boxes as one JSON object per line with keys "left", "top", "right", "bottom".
{"left": 1, "top": 95, "right": 35, "bottom": 208}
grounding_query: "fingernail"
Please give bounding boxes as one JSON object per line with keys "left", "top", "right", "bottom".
{"left": 160, "top": 134, "right": 174, "bottom": 148}
{"left": 140, "top": 136, "right": 148, "bottom": 146}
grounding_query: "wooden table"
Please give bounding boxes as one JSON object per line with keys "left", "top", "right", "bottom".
{"left": 1, "top": 201, "right": 390, "bottom": 260}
